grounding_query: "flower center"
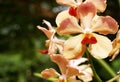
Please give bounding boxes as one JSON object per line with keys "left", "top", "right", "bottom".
{"left": 81, "top": 34, "right": 97, "bottom": 45}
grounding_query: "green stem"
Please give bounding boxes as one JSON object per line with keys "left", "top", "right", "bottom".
{"left": 85, "top": 48, "right": 102, "bottom": 82}
{"left": 96, "top": 59, "right": 116, "bottom": 77}
{"left": 106, "top": 74, "right": 120, "bottom": 82}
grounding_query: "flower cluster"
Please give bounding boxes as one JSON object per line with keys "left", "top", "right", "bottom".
{"left": 36, "top": 0, "right": 119, "bottom": 82}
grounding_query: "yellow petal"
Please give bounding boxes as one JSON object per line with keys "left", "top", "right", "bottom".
{"left": 41, "top": 68, "right": 60, "bottom": 79}
{"left": 87, "top": 0, "right": 107, "bottom": 12}
{"left": 92, "top": 16, "right": 119, "bottom": 35}
{"left": 63, "top": 34, "right": 86, "bottom": 59}
{"left": 89, "top": 33, "right": 112, "bottom": 59}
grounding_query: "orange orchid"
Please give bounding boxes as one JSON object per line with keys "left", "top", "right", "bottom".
{"left": 109, "top": 30, "right": 120, "bottom": 61}
{"left": 56, "top": 0, "right": 107, "bottom": 17}
{"left": 37, "top": 20, "right": 64, "bottom": 55}
{"left": 41, "top": 54, "right": 93, "bottom": 82}
{"left": 56, "top": 2, "right": 118, "bottom": 59}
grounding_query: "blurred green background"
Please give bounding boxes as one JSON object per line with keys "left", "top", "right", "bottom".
{"left": 0, "top": 0, "right": 120, "bottom": 82}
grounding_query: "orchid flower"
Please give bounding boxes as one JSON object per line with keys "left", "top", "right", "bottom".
{"left": 56, "top": 0, "right": 107, "bottom": 17}
{"left": 109, "top": 30, "right": 120, "bottom": 61}
{"left": 37, "top": 20, "right": 64, "bottom": 55}
{"left": 41, "top": 54, "right": 93, "bottom": 82}
{"left": 56, "top": 2, "right": 118, "bottom": 59}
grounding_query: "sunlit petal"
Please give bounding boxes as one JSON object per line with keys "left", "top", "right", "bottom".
{"left": 92, "top": 16, "right": 118, "bottom": 35}
{"left": 89, "top": 33, "right": 112, "bottom": 59}
{"left": 41, "top": 68, "right": 60, "bottom": 79}
{"left": 63, "top": 34, "right": 86, "bottom": 59}
{"left": 87, "top": 0, "right": 106, "bottom": 12}
{"left": 77, "top": 2, "right": 96, "bottom": 29}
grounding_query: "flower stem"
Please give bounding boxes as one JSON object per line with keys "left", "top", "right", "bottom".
{"left": 96, "top": 59, "right": 116, "bottom": 77}
{"left": 85, "top": 48, "right": 102, "bottom": 82}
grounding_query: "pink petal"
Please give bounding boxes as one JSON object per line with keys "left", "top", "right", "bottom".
{"left": 92, "top": 16, "right": 119, "bottom": 35}
{"left": 63, "top": 34, "right": 86, "bottom": 59}
{"left": 37, "top": 20, "right": 55, "bottom": 39}
{"left": 56, "top": 10, "right": 82, "bottom": 35}
{"left": 76, "top": 2, "right": 96, "bottom": 29}
{"left": 50, "top": 54, "right": 69, "bottom": 74}
{"left": 41, "top": 68, "right": 60, "bottom": 79}
{"left": 87, "top": 0, "right": 107, "bottom": 12}
{"left": 37, "top": 26, "right": 53, "bottom": 39}
{"left": 89, "top": 33, "right": 112, "bottom": 59}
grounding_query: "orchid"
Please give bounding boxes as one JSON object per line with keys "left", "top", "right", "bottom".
{"left": 37, "top": 20, "right": 64, "bottom": 55}
{"left": 109, "top": 30, "right": 120, "bottom": 61}
{"left": 41, "top": 54, "right": 93, "bottom": 82}
{"left": 35, "top": 0, "right": 119, "bottom": 81}
{"left": 56, "top": 0, "right": 107, "bottom": 17}
{"left": 56, "top": 2, "right": 118, "bottom": 59}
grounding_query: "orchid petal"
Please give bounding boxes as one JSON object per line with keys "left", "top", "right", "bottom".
{"left": 89, "top": 33, "right": 112, "bottom": 59}
{"left": 66, "top": 66, "right": 83, "bottom": 77}
{"left": 63, "top": 34, "right": 86, "bottom": 59}
{"left": 37, "top": 20, "right": 55, "bottom": 39}
{"left": 109, "top": 30, "right": 120, "bottom": 60}
{"left": 56, "top": 0, "right": 77, "bottom": 6}
{"left": 92, "top": 16, "right": 118, "bottom": 35}
{"left": 77, "top": 2, "right": 96, "bottom": 29}
{"left": 56, "top": 10, "right": 82, "bottom": 35}
{"left": 69, "top": 58, "right": 88, "bottom": 67}
{"left": 78, "top": 65, "right": 93, "bottom": 82}
{"left": 50, "top": 54, "right": 69, "bottom": 74}
{"left": 87, "top": 0, "right": 107, "bottom": 12}
{"left": 67, "top": 76, "right": 81, "bottom": 82}
{"left": 41, "top": 68, "right": 60, "bottom": 79}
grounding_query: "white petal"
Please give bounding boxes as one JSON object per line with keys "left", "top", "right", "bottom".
{"left": 89, "top": 33, "right": 112, "bottom": 59}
